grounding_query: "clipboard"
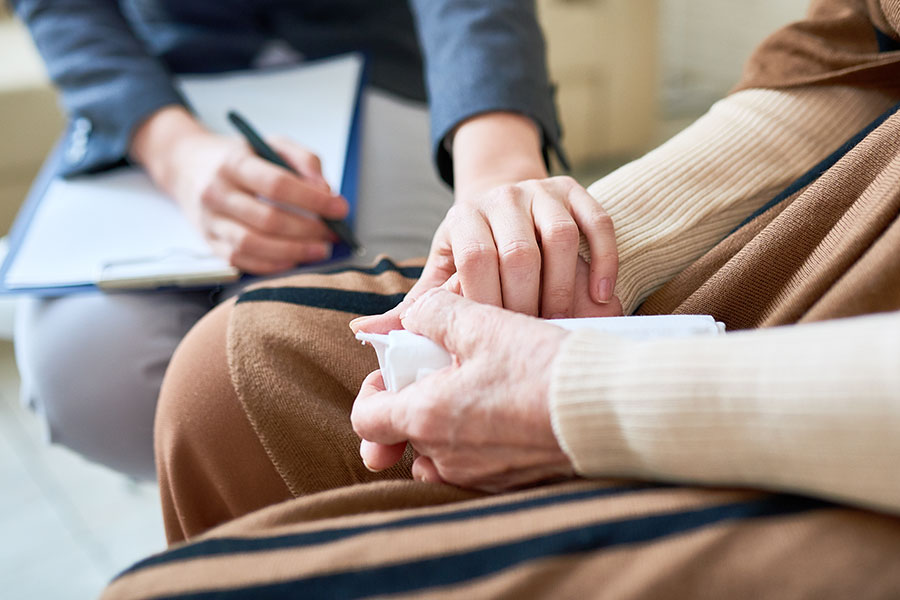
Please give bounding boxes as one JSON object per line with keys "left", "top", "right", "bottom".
{"left": 0, "top": 53, "right": 366, "bottom": 295}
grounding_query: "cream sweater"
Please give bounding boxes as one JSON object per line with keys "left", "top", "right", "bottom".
{"left": 552, "top": 86, "right": 900, "bottom": 515}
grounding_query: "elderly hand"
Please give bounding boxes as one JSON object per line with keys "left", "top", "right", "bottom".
{"left": 131, "top": 106, "right": 347, "bottom": 274}
{"left": 351, "top": 288, "right": 577, "bottom": 492}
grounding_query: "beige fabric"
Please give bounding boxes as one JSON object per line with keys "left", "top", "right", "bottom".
{"left": 553, "top": 0, "right": 900, "bottom": 517}
{"left": 104, "top": 479, "right": 900, "bottom": 599}
{"left": 583, "top": 86, "right": 896, "bottom": 314}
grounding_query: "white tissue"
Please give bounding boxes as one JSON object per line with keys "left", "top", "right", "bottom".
{"left": 356, "top": 314, "right": 726, "bottom": 392}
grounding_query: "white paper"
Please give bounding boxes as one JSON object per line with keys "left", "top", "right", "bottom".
{"left": 4, "top": 54, "right": 363, "bottom": 290}
{"left": 357, "top": 315, "right": 727, "bottom": 392}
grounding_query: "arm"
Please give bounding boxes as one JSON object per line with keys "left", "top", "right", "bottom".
{"left": 352, "top": 290, "right": 900, "bottom": 515}
{"left": 582, "top": 85, "right": 898, "bottom": 314}
{"left": 13, "top": 0, "right": 346, "bottom": 273}
{"left": 11, "top": 0, "right": 185, "bottom": 175}
{"left": 408, "top": 0, "right": 563, "bottom": 187}
{"left": 348, "top": 2, "right": 618, "bottom": 325}
{"left": 551, "top": 310, "right": 900, "bottom": 516}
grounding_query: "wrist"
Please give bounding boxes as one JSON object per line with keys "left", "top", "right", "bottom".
{"left": 451, "top": 112, "right": 548, "bottom": 203}
{"left": 130, "top": 105, "right": 208, "bottom": 189}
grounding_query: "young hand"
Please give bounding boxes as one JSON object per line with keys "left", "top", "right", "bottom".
{"left": 131, "top": 106, "right": 348, "bottom": 274}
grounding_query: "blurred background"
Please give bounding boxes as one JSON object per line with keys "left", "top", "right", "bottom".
{"left": 0, "top": 1, "right": 808, "bottom": 597}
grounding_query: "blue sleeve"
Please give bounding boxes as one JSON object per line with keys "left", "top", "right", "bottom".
{"left": 11, "top": 0, "right": 187, "bottom": 176}
{"left": 409, "top": 0, "right": 567, "bottom": 187}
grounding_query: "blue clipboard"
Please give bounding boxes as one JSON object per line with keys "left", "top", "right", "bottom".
{"left": 0, "top": 53, "right": 367, "bottom": 296}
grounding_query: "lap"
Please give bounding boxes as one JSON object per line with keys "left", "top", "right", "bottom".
{"left": 105, "top": 479, "right": 900, "bottom": 599}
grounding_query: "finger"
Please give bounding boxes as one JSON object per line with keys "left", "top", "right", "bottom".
{"left": 268, "top": 136, "right": 330, "bottom": 191}
{"left": 208, "top": 240, "right": 294, "bottom": 275}
{"left": 222, "top": 150, "right": 348, "bottom": 219}
{"left": 449, "top": 207, "right": 502, "bottom": 306}
{"left": 209, "top": 218, "right": 332, "bottom": 265}
{"left": 441, "top": 273, "right": 462, "bottom": 295}
{"left": 532, "top": 193, "right": 579, "bottom": 319}
{"left": 350, "top": 371, "right": 409, "bottom": 446}
{"left": 571, "top": 259, "right": 625, "bottom": 317}
{"left": 484, "top": 189, "right": 541, "bottom": 315}
{"left": 350, "top": 247, "right": 455, "bottom": 336}
{"left": 411, "top": 455, "right": 444, "bottom": 484}
{"left": 401, "top": 287, "right": 519, "bottom": 359}
{"left": 203, "top": 185, "right": 335, "bottom": 241}
{"left": 360, "top": 439, "right": 407, "bottom": 472}
{"left": 563, "top": 179, "right": 618, "bottom": 304}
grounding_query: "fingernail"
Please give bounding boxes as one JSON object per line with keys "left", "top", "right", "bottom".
{"left": 349, "top": 315, "right": 376, "bottom": 333}
{"left": 330, "top": 198, "right": 349, "bottom": 216}
{"left": 596, "top": 278, "right": 613, "bottom": 304}
{"left": 363, "top": 458, "right": 381, "bottom": 473}
{"left": 312, "top": 243, "right": 332, "bottom": 262}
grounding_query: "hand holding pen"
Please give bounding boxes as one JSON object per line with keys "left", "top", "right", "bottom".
{"left": 132, "top": 105, "right": 357, "bottom": 275}
{"left": 228, "top": 111, "right": 364, "bottom": 256}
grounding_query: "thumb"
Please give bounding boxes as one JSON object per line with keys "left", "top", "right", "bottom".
{"left": 350, "top": 252, "right": 455, "bottom": 336}
{"left": 401, "top": 288, "right": 512, "bottom": 359}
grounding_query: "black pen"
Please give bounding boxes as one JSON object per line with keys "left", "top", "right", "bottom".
{"left": 227, "top": 110, "right": 365, "bottom": 256}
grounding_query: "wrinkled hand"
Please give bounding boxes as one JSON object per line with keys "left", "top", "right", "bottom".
{"left": 133, "top": 107, "right": 348, "bottom": 274}
{"left": 351, "top": 288, "right": 578, "bottom": 493}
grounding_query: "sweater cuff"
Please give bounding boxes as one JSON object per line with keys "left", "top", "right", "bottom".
{"left": 549, "top": 329, "right": 637, "bottom": 476}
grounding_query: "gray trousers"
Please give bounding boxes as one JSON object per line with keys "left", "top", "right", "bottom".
{"left": 14, "top": 89, "right": 453, "bottom": 480}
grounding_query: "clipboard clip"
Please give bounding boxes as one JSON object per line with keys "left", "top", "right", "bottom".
{"left": 96, "top": 249, "right": 240, "bottom": 290}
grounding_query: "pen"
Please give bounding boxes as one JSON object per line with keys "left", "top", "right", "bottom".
{"left": 227, "top": 110, "right": 365, "bottom": 256}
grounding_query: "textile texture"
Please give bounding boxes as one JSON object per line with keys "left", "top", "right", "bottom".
{"left": 109, "top": 0, "right": 900, "bottom": 596}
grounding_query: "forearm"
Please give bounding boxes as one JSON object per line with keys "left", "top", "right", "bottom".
{"left": 410, "top": 0, "right": 561, "bottom": 185}
{"left": 550, "top": 310, "right": 900, "bottom": 515}
{"left": 585, "top": 86, "right": 897, "bottom": 314}
{"left": 452, "top": 112, "right": 548, "bottom": 203}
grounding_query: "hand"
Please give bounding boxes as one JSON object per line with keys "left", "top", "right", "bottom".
{"left": 351, "top": 288, "right": 577, "bottom": 493}
{"left": 350, "top": 180, "right": 622, "bottom": 333}
{"left": 421, "top": 175, "right": 618, "bottom": 317}
{"left": 131, "top": 106, "right": 349, "bottom": 274}
{"left": 350, "top": 110, "right": 619, "bottom": 331}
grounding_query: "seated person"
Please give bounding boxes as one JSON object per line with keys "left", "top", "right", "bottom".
{"left": 11, "top": 0, "right": 597, "bottom": 480}
{"left": 108, "top": 1, "right": 900, "bottom": 597}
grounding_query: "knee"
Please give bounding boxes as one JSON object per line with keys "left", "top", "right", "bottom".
{"left": 155, "top": 299, "right": 237, "bottom": 479}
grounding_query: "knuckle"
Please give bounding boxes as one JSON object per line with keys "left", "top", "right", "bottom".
{"left": 258, "top": 207, "right": 282, "bottom": 232}
{"left": 545, "top": 285, "right": 575, "bottom": 308}
{"left": 498, "top": 239, "right": 539, "bottom": 268}
{"left": 589, "top": 209, "right": 614, "bottom": 231}
{"left": 199, "top": 184, "right": 219, "bottom": 208}
{"left": 265, "top": 174, "right": 292, "bottom": 200}
{"left": 456, "top": 241, "right": 498, "bottom": 270}
{"left": 492, "top": 184, "right": 520, "bottom": 204}
{"left": 223, "top": 146, "right": 247, "bottom": 172}
{"left": 553, "top": 175, "right": 579, "bottom": 189}
{"left": 543, "top": 219, "right": 579, "bottom": 245}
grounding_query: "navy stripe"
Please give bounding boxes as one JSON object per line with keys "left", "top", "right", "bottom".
{"left": 729, "top": 101, "right": 900, "bottom": 235}
{"left": 120, "top": 484, "right": 665, "bottom": 578}
{"left": 156, "top": 494, "right": 833, "bottom": 600}
{"left": 322, "top": 257, "right": 423, "bottom": 279}
{"left": 875, "top": 27, "right": 900, "bottom": 52}
{"left": 236, "top": 288, "right": 406, "bottom": 315}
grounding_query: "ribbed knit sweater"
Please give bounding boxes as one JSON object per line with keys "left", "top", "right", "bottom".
{"left": 553, "top": 86, "right": 900, "bottom": 515}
